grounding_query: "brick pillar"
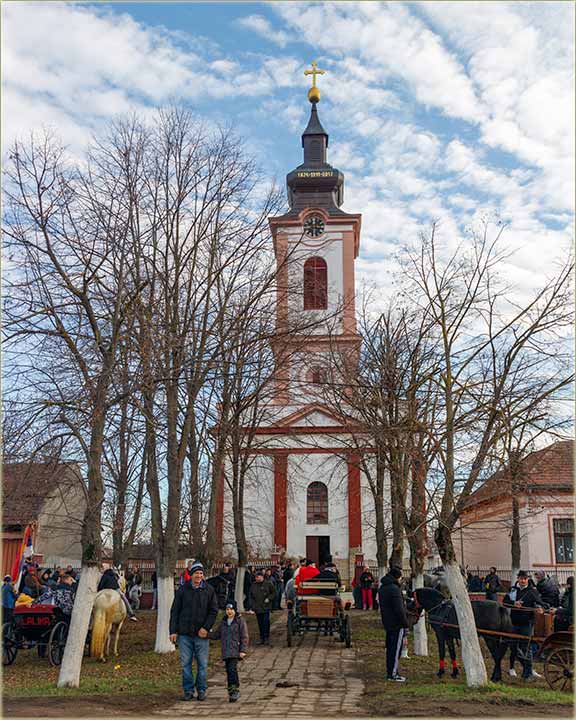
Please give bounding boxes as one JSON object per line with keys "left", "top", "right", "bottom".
{"left": 347, "top": 453, "right": 362, "bottom": 549}
{"left": 274, "top": 453, "right": 288, "bottom": 550}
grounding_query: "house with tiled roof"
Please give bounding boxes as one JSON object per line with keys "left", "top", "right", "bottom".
{"left": 456, "top": 440, "right": 574, "bottom": 572}
{"left": 2, "top": 462, "right": 86, "bottom": 576}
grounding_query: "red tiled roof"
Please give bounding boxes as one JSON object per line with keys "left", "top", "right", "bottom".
{"left": 2, "top": 462, "right": 82, "bottom": 526}
{"left": 462, "top": 440, "right": 574, "bottom": 510}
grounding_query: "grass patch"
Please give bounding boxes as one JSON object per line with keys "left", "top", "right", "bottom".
{"left": 351, "top": 611, "right": 573, "bottom": 714}
{"left": 3, "top": 609, "right": 261, "bottom": 699}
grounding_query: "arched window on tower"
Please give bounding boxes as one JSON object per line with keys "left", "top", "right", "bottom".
{"left": 307, "top": 481, "right": 328, "bottom": 524}
{"left": 303, "top": 257, "right": 328, "bottom": 310}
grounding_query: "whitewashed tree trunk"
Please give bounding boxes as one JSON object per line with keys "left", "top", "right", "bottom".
{"left": 235, "top": 566, "right": 246, "bottom": 612}
{"left": 443, "top": 563, "right": 488, "bottom": 687}
{"left": 511, "top": 567, "right": 519, "bottom": 589}
{"left": 413, "top": 572, "right": 428, "bottom": 656}
{"left": 155, "top": 575, "right": 175, "bottom": 653}
{"left": 57, "top": 565, "right": 100, "bottom": 688}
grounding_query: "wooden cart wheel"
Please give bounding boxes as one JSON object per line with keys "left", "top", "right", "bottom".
{"left": 544, "top": 647, "right": 573, "bottom": 693}
{"left": 287, "top": 613, "right": 293, "bottom": 647}
{"left": 48, "top": 621, "right": 68, "bottom": 667}
{"left": 2, "top": 622, "right": 18, "bottom": 666}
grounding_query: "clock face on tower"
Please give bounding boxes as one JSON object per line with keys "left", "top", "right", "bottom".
{"left": 303, "top": 214, "right": 325, "bottom": 237}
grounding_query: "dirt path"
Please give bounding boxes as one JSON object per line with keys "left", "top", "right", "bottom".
{"left": 155, "top": 614, "right": 363, "bottom": 716}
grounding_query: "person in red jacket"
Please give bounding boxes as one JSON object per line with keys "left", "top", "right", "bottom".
{"left": 295, "top": 560, "right": 320, "bottom": 595}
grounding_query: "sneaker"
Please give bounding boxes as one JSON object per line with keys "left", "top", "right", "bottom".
{"left": 387, "top": 675, "right": 406, "bottom": 682}
{"left": 129, "top": 616, "right": 138, "bottom": 622}
{"left": 229, "top": 690, "right": 240, "bottom": 703}
{"left": 531, "top": 670, "right": 542, "bottom": 679}
{"left": 508, "top": 668, "right": 517, "bottom": 677}
{"left": 197, "top": 691, "right": 207, "bottom": 701}
{"left": 183, "top": 692, "right": 194, "bottom": 701}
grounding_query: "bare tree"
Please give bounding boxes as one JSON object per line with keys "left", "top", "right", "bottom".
{"left": 116, "top": 108, "right": 283, "bottom": 652}
{"left": 402, "top": 221, "right": 573, "bottom": 686}
{"left": 3, "top": 129, "right": 144, "bottom": 687}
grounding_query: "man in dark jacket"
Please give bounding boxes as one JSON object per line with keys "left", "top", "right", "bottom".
{"left": 553, "top": 576, "right": 573, "bottom": 631}
{"left": 483, "top": 567, "right": 500, "bottom": 600}
{"left": 378, "top": 567, "right": 409, "bottom": 682}
{"left": 503, "top": 570, "right": 544, "bottom": 681}
{"left": 248, "top": 569, "right": 275, "bottom": 645}
{"left": 170, "top": 562, "right": 219, "bottom": 701}
{"left": 534, "top": 571, "right": 560, "bottom": 608}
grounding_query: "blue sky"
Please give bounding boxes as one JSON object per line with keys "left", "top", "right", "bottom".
{"left": 3, "top": 1, "right": 574, "bottom": 298}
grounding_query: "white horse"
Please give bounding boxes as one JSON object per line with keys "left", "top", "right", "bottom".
{"left": 90, "top": 589, "right": 127, "bottom": 662}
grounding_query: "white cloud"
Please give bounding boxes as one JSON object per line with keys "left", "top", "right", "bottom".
{"left": 237, "top": 14, "right": 291, "bottom": 48}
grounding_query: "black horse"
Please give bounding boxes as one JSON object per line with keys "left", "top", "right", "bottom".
{"left": 409, "top": 587, "right": 515, "bottom": 682}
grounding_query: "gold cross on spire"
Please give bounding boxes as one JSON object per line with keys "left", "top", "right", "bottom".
{"left": 304, "top": 61, "right": 325, "bottom": 103}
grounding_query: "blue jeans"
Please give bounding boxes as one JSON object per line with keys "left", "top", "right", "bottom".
{"left": 178, "top": 635, "right": 209, "bottom": 693}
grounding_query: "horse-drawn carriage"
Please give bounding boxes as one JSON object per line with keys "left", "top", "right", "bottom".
{"left": 410, "top": 587, "right": 573, "bottom": 692}
{"left": 3, "top": 604, "right": 73, "bottom": 667}
{"left": 286, "top": 580, "right": 352, "bottom": 647}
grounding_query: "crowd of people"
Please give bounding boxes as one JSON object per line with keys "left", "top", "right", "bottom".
{"left": 3, "top": 555, "right": 572, "bottom": 699}
{"left": 2, "top": 559, "right": 79, "bottom": 620}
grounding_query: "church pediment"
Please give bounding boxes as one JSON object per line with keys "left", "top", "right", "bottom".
{"left": 273, "top": 404, "right": 353, "bottom": 429}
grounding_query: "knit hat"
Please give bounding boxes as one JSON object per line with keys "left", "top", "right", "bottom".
{"left": 389, "top": 566, "right": 402, "bottom": 579}
{"left": 4, "top": 575, "right": 11, "bottom": 581}
{"left": 190, "top": 562, "right": 204, "bottom": 575}
{"left": 255, "top": 569, "right": 264, "bottom": 577}
{"left": 225, "top": 601, "right": 238, "bottom": 612}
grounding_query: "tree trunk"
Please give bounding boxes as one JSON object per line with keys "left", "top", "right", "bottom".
{"left": 234, "top": 566, "right": 247, "bottom": 612}
{"left": 155, "top": 575, "right": 176, "bottom": 653}
{"left": 388, "top": 462, "right": 405, "bottom": 569}
{"left": 412, "top": 572, "right": 428, "bottom": 656}
{"left": 511, "top": 494, "right": 521, "bottom": 586}
{"left": 57, "top": 565, "right": 100, "bottom": 687}
{"left": 435, "top": 526, "right": 488, "bottom": 687}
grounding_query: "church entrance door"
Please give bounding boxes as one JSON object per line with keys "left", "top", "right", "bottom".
{"left": 306, "top": 536, "right": 331, "bottom": 566}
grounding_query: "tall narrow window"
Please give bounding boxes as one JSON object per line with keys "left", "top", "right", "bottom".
{"left": 307, "top": 481, "right": 328, "bottom": 524}
{"left": 304, "top": 257, "right": 327, "bottom": 310}
{"left": 553, "top": 518, "right": 574, "bottom": 563}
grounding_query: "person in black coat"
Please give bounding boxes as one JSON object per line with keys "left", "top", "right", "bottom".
{"left": 503, "top": 570, "right": 544, "bottom": 680}
{"left": 553, "top": 576, "right": 573, "bottom": 631}
{"left": 378, "top": 567, "right": 409, "bottom": 682}
{"left": 170, "top": 562, "right": 219, "bottom": 701}
{"left": 534, "top": 571, "right": 560, "bottom": 608}
{"left": 483, "top": 567, "right": 500, "bottom": 601}
{"left": 97, "top": 568, "right": 137, "bottom": 620}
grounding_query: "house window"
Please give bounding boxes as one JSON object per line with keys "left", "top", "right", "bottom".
{"left": 307, "top": 481, "right": 328, "bottom": 524}
{"left": 553, "top": 518, "right": 574, "bottom": 563}
{"left": 303, "top": 257, "right": 327, "bottom": 310}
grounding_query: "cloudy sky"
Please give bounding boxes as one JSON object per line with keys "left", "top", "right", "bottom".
{"left": 3, "top": 1, "right": 574, "bottom": 297}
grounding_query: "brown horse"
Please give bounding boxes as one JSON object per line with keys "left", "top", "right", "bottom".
{"left": 90, "top": 589, "right": 127, "bottom": 662}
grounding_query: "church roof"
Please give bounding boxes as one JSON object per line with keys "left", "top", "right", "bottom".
{"left": 302, "top": 103, "right": 328, "bottom": 144}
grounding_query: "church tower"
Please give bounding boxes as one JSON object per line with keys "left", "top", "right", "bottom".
{"left": 269, "top": 62, "right": 362, "bottom": 405}
{"left": 220, "top": 64, "right": 379, "bottom": 580}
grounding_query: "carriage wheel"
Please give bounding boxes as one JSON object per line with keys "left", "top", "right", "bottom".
{"left": 544, "top": 647, "right": 573, "bottom": 693}
{"left": 2, "top": 622, "right": 18, "bottom": 666}
{"left": 48, "top": 621, "right": 68, "bottom": 667}
{"left": 343, "top": 616, "right": 352, "bottom": 648}
{"left": 287, "top": 613, "right": 294, "bottom": 647}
